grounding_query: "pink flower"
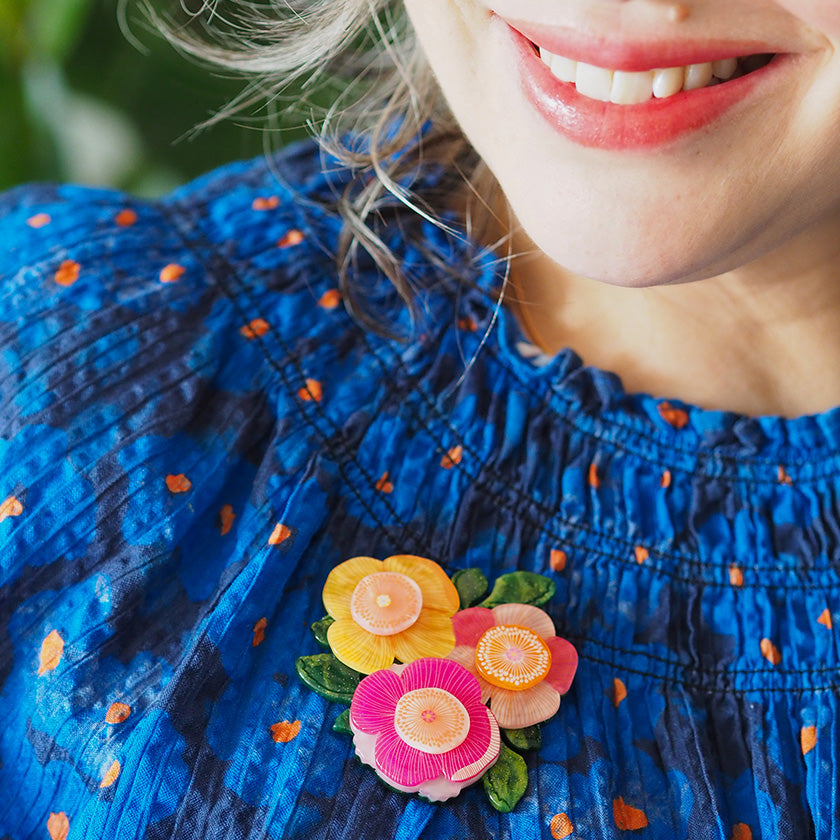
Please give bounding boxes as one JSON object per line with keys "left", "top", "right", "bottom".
{"left": 349, "top": 658, "right": 501, "bottom": 801}
{"left": 448, "top": 603, "right": 578, "bottom": 729}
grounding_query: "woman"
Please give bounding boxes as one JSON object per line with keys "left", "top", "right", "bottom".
{"left": 1, "top": 0, "right": 839, "bottom": 836}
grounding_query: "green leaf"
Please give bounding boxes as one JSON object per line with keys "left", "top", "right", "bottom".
{"left": 483, "top": 742, "right": 528, "bottom": 813}
{"left": 28, "top": 0, "right": 94, "bottom": 62}
{"left": 479, "top": 571, "right": 556, "bottom": 608}
{"left": 310, "top": 616, "right": 335, "bottom": 649}
{"left": 502, "top": 725, "right": 542, "bottom": 753}
{"left": 452, "top": 568, "right": 489, "bottom": 609}
{"left": 295, "top": 654, "right": 361, "bottom": 705}
{"left": 333, "top": 708, "right": 352, "bottom": 735}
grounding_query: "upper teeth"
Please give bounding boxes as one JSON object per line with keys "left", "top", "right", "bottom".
{"left": 539, "top": 48, "right": 741, "bottom": 104}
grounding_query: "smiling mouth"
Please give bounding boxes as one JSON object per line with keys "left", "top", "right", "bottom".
{"left": 531, "top": 43, "right": 776, "bottom": 105}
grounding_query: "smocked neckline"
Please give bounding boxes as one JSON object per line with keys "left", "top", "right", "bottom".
{"left": 455, "top": 233, "right": 840, "bottom": 461}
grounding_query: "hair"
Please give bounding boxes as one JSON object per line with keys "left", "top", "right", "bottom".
{"left": 128, "top": 0, "right": 510, "bottom": 334}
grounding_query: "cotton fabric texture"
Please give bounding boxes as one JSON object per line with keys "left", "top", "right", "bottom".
{"left": 1, "top": 140, "right": 839, "bottom": 839}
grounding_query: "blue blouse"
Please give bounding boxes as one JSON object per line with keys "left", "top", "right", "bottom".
{"left": 1, "top": 139, "right": 839, "bottom": 839}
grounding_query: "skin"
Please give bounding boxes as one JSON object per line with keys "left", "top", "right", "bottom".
{"left": 402, "top": 0, "right": 840, "bottom": 417}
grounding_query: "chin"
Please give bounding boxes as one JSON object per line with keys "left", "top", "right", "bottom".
{"left": 515, "top": 211, "right": 727, "bottom": 289}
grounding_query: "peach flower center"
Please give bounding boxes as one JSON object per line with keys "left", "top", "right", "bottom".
{"left": 350, "top": 571, "right": 423, "bottom": 636}
{"left": 393, "top": 687, "right": 470, "bottom": 754}
{"left": 475, "top": 624, "right": 552, "bottom": 691}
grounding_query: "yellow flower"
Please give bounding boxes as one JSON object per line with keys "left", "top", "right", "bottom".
{"left": 323, "top": 555, "right": 460, "bottom": 674}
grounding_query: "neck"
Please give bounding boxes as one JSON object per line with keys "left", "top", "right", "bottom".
{"left": 508, "top": 214, "right": 840, "bottom": 418}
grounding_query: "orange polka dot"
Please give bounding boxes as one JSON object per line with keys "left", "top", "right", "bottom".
{"left": 612, "top": 678, "right": 627, "bottom": 708}
{"left": 731, "top": 823, "right": 753, "bottom": 840}
{"left": 318, "top": 289, "right": 342, "bottom": 309}
{"left": 115, "top": 209, "right": 138, "bottom": 227}
{"left": 729, "top": 566, "right": 744, "bottom": 587}
{"left": 658, "top": 401, "right": 689, "bottom": 429}
{"left": 252, "top": 196, "right": 279, "bottom": 211}
{"left": 613, "top": 797, "right": 649, "bottom": 831}
{"left": 270, "top": 719, "right": 301, "bottom": 742}
{"left": 240, "top": 318, "right": 270, "bottom": 339}
{"left": 760, "top": 638, "right": 781, "bottom": 666}
{"left": 105, "top": 702, "right": 131, "bottom": 724}
{"left": 269, "top": 523, "right": 291, "bottom": 546}
{"left": 253, "top": 617, "right": 268, "bottom": 647}
{"left": 278, "top": 229, "right": 304, "bottom": 248}
{"left": 458, "top": 316, "right": 477, "bottom": 332}
{"left": 550, "top": 813, "right": 574, "bottom": 839}
{"left": 777, "top": 465, "right": 793, "bottom": 485}
{"left": 634, "top": 546, "right": 648, "bottom": 565}
{"left": 219, "top": 504, "right": 236, "bottom": 536}
{"left": 160, "top": 263, "right": 185, "bottom": 283}
{"left": 801, "top": 725, "right": 817, "bottom": 755}
{"left": 550, "top": 549, "right": 567, "bottom": 572}
{"left": 27, "top": 213, "right": 51, "bottom": 228}
{"left": 818, "top": 608, "right": 833, "bottom": 629}
{"left": 47, "top": 812, "right": 69, "bottom": 840}
{"left": 660, "top": 469, "right": 672, "bottom": 488}
{"left": 588, "top": 463, "right": 600, "bottom": 489}
{"left": 54, "top": 260, "right": 80, "bottom": 287}
{"left": 298, "top": 379, "right": 323, "bottom": 402}
{"left": 38, "top": 630, "right": 64, "bottom": 676}
{"left": 100, "top": 759, "right": 121, "bottom": 788}
{"left": 165, "top": 473, "right": 192, "bottom": 494}
{"left": 376, "top": 472, "right": 394, "bottom": 494}
{"left": 440, "top": 445, "right": 463, "bottom": 469}
{"left": 0, "top": 495, "right": 23, "bottom": 523}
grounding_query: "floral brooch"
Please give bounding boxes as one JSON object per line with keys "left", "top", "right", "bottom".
{"left": 295, "top": 555, "right": 578, "bottom": 812}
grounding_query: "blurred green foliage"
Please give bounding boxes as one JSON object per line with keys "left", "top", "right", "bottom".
{"left": 0, "top": 0, "right": 310, "bottom": 194}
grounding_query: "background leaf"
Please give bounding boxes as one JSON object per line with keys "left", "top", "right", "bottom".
{"left": 502, "top": 725, "right": 542, "bottom": 753}
{"left": 452, "top": 568, "right": 488, "bottom": 609}
{"left": 295, "top": 654, "right": 362, "bottom": 705}
{"left": 479, "top": 572, "right": 556, "bottom": 609}
{"left": 482, "top": 742, "right": 528, "bottom": 813}
{"left": 332, "top": 708, "right": 352, "bottom": 735}
{"left": 0, "top": 0, "right": 318, "bottom": 193}
{"left": 310, "top": 616, "right": 335, "bottom": 649}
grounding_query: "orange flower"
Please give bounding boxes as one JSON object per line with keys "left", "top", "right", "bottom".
{"left": 323, "top": 555, "right": 459, "bottom": 674}
{"left": 448, "top": 603, "right": 578, "bottom": 729}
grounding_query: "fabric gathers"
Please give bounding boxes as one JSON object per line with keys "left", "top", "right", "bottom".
{"left": 1, "top": 139, "right": 840, "bottom": 839}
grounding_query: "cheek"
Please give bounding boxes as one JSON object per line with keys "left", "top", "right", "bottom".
{"left": 773, "top": 2, "right": 840, "bottom": 38}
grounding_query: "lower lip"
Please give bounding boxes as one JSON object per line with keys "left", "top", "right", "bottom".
{"left": 504, "top": 21, "right": 785, "bottom": 151}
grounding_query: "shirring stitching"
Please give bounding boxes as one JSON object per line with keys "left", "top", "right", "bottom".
{"left": 159, "top": 192, "right": 437, "bottom": 562}
{"left": 168, "top": 177, "right": 840, "bottom": 589}
{"left": 567, "top": 634, "right": 840, "bottom": 679}
{"left": 351, "top": 315, "right": 840, "bottom": 588}
{"left": 158, "top": 167, "right": 840, "bottom": 692}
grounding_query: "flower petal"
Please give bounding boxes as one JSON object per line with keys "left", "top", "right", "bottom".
{"left": 327, "top": 618, "right": 395, "bottom": 674}
{"left": 545, "top": 636, "right": 578, "bottom": 694}
{"left": 392, "top": 608, "right": 456, "bottom": 664}
{"left": 350, "top": 669, "right": 404, "bottom": 734}
{"left": 323, "top": 556, "right": 383, "bottom": 620}
{"left": 375, "top": 727, "right": 443, "bottom": 787}
{"left": 383, "top": 555, "right": 460, "bottom": 615}
{"left": 487, "top": 680, "right": 561, "bottom": 729}
{"left": 352, "top": 729, "right": 379, "bottom": 770}
{"left": 491, "top": 603, "right": 555, "bottom": 638}
{"left": 439, "top": 701, "right": 491, "bottom": 778}
{"left": 448, "top": 645, "right": 479, "bottom": 675}
{"left": 400, "top": 658, "right": 482, "bottom": 708}
{"left": 452, "top": 607, "right": 495, "bottom": 647}
{"left": 448, "top": 646, "right": 493, "bottom": 703}
{"left": 444, "top": 706, "right": 501, "bottom": 783}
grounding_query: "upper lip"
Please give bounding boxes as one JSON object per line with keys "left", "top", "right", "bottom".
{"left": 501, "top": 16, "right": 784, "bottom": 71}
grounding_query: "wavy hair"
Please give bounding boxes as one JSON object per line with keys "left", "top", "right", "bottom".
{"left": 129, "top": 0, "right": 507, "bottom": 333}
